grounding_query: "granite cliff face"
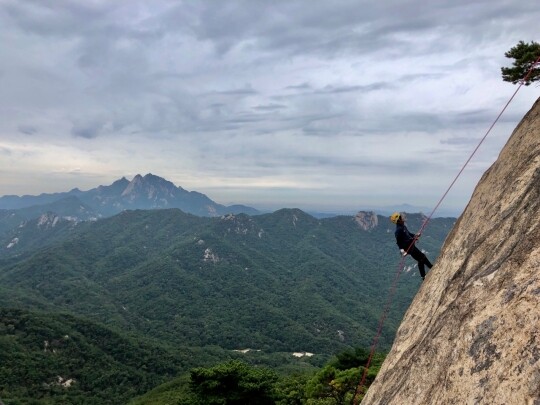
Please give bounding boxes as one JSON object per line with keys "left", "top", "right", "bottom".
{"left": 362, "top": 97, "right": 540, "bottom": 405}
{"left": 355, "top": 211, "right": 378, "bottom": 231}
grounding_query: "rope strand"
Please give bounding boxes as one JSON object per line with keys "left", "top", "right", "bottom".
{"left": 352, "top": 54, "right": 540, "bottom": 405}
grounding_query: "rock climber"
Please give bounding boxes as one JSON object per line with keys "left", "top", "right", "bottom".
{"left": 390, "top": 212, "right": 433, "bottom": 280}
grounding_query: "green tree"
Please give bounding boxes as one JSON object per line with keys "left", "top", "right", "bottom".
{"left": 304, "top": 365, "right": 359, "bottom": 405}
{"left": 501, "top": 40, "right": 540, "bottom": 85}
{"left": 303, "top": 348, "right": 386, "bottom": 405}
{"left": 274, "top": 373, "right": 309, "bottom": 405}
{"left": 330, "top": 347, "right": 369, "bottom": 370}
{"left": 189, "top": 360, "right": 278, "bottom": 405}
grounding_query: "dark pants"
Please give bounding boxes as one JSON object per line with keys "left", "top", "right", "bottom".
{"left": 409, "top": 246, "right": 433, "bottom": 278}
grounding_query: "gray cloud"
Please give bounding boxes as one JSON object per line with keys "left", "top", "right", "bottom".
{"left": 252, "top": 103, "right": 288, "bottom": 111}
{"left": 153, "top": 0, "right": 537, "bottom": 60}
{"left": 18, "top": 125, "right": 38, "bottom": 135}
{"left": 213, "top": 87, "right": 258, "bottom": 96}
{"left": 285, "top": 82, "right": 312, "bottom": 91}
{"left": 71, "top": 118, "right": 105, "bottom": 139}
{"left": 441, "top": 137, "right": 478, "bottom": 146}
{"left": 0, "top": 0, "right": 538, "bottom": 213}
{"left": 316, "top": 83, "right": 393, "bottom": 94}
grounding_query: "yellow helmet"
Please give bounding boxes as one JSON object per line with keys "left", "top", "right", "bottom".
{"left": 390, "top": 212, "right": 401, "bottom": 224}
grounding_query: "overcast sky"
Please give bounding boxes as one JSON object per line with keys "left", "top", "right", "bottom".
{"left": 0, "top": 1, "right": 538, "bottom": 215}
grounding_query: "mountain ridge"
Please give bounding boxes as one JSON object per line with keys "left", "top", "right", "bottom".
{"left": 0, "top": 174, "right": 260, "bottom": 240}
{"left": 0, "top": 173, "right": 259, "bottom": 218}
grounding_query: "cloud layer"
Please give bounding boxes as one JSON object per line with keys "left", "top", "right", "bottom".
{"left": 1, "top": 1, "right": 538, "bottom": 214}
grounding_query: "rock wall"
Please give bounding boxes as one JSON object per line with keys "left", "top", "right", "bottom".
{"left": 361, "top": 97, "right": 540, "bottom": 405}
{"left": 355, "top": 211, "right": 378, "bottom": 231}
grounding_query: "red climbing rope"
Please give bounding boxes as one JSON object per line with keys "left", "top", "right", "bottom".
{"left": 352, "top": 54, "right": 540, "bottom": 405}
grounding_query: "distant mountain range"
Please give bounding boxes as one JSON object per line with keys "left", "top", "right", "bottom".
{"left": 0, "top": 174, "right": 461, "bottom": 221}
{"left": 0, "top": 173, "right": 259, "bottom": 222}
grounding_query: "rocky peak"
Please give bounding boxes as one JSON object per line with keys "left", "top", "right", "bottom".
{"left": 361, "top": 97, "right": 540, "bottom": 404}
{"left": 121, "top": 173, "right": 177, "bottom": 201}
{"left": 121, "top": 174, "right": 142, "bottom": 193}
{"left": 111, "top": 177, "right": 130, "bottom": 188}
{"left": 37, "top": 212, "right": 61, "bottom": 229}
{"left": 354, "top": 211, "right": 378, "bottom": 231}
{"left": 94, "top": 177, "right": 130, "bottom": 197}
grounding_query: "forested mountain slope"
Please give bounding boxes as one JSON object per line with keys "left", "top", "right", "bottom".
{"left": 0, "top": 209, "right": 454, "bottom": 355}
{"left": 0, "top": 307, "right": 234, "bottom": 404}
